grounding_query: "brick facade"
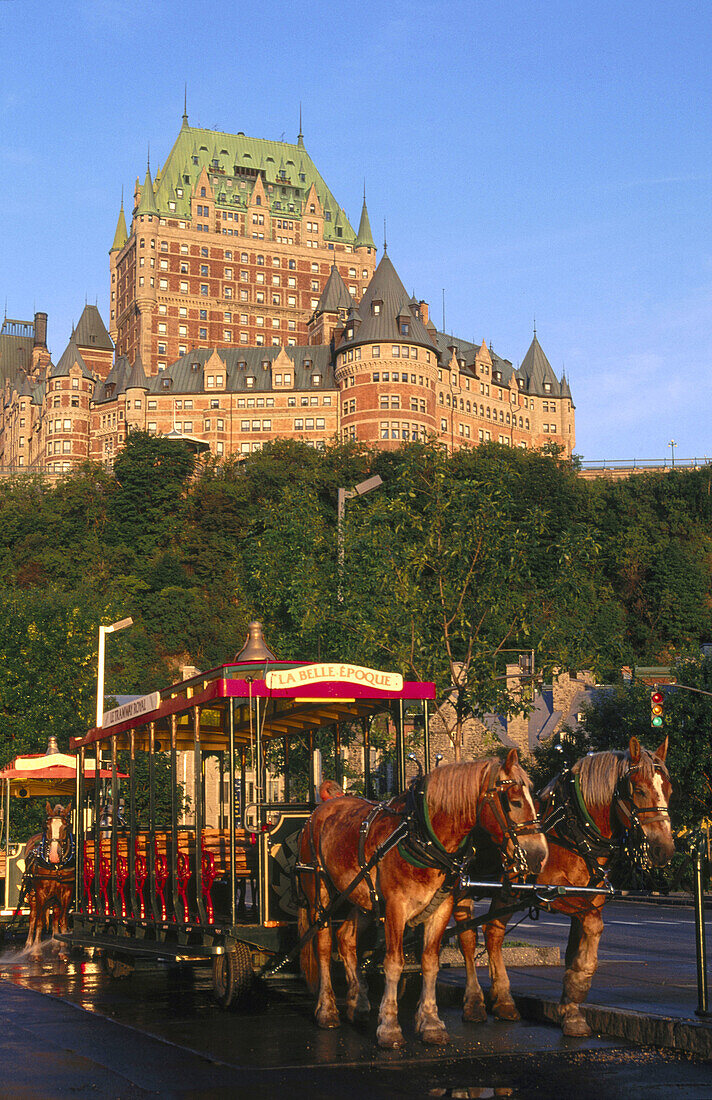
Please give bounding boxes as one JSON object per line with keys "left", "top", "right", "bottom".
{"left": 0, "top": 120, "right": 576, "bottom": 473}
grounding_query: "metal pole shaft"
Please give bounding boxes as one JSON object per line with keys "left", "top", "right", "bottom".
{"left": 694, "top": 847, "right": 709, "bottom": 1016}
{"left": 96, "top": 625, "right": 106, "bottom": 729}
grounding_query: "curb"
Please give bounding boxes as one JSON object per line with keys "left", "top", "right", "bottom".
{"left": 513, "top": 993, "right": 712, "bottom": 1060}
{"left": 616, "top": 892, "right": 712, "bottom": 909}
{"left": 435, "top": 973, "right": 712, "bottom": 1058}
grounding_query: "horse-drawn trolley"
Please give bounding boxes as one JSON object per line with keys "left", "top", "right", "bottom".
{"left": 64, "top": 624, "right": 435, "bottom": 1004}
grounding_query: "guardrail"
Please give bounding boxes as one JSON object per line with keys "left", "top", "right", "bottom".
{"left": 581, "top": 458, "right": 711, "bottom": 470}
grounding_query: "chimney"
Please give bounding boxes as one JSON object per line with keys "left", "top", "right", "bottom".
{"left": 419, "top": 300, "right": 429, "bottom": 325}
{"left": 33, "top": 312, "right": 48, "bottom": 348}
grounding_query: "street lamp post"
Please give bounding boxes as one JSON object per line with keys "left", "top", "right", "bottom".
{"left": 670, "top": 440, "right": 677, "bottom": 468}
{"left": 96, "top": 617, "right": 134, "bottom": 728}
{"left": 337, "top": 475, "right": 383, "bottom": 586}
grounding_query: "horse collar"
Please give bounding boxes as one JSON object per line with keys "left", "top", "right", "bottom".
{"left": 398, "top": 776, "right": 474, "bottom": 875}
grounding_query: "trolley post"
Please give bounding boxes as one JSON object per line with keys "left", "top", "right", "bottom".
{"left": 110, "top": 736, "right": 118, "bottom": 915}
{"left": 423, "top": 700, "right": 431, "bottom": 775}
{"left": 4, "top": 777, "right": 10, "bottom": 912}
{"left": 395, "top": 700, "right": 407, "bottom": 793}
{"left": 254, "top": 693, "right": 264, "bottom": 919}
{"left": 693, "top": 831, "right": 711, "bottom": 1017}
{"left": 148, "top": 722, "right": 158, "bottom": 920}
{"left": 363, "top": 719, "right": 372, "bottom": 800}
{"left": 228, "top": 697, "right": 236, "bottom": 927}
{"left": 193, "top": 705, "right": 206, "bottom": 924}
{"left": 93, "top": 742, "right": 102, "bottom": 913}
{"left": 170, "top": 714, "right": 179, "bottom": 920}
{"left": 75, "top": 748, "right": 82, "bottom": 913}
{"left": 128, "top": 730, "right": 137, "bottom": 918}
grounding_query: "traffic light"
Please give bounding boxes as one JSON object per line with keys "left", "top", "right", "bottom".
{"left": 651, "top": 688, "right": 664, "bottom": 728}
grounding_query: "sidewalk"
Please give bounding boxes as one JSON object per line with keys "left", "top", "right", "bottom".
{"left": 437, "top": 955, "right": 712, "bottom": 1058}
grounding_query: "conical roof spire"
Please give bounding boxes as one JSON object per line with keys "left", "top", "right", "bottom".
{"left": 110, "top": 196, "right": 128, "bottom": 252}
{"left": 182, "top": 84, "right": 189, "bottom": 128}
{"left": 137, "top": 160, "right": 158, "bottom": 217}
{"left": 297, "top": 102, "right": 304, "bottom": 148}
{"left": 355, "top": 190, "right": 375, "bottom": 250}
{"left": 126, "top": 351, "right": 149, "bottom": 391}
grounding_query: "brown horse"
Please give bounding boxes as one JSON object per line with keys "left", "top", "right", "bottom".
{"left": 456, "top": 736, "right": 674, "bottom": 1036}
{"left": 297, "top": 751, "right": 548, "bottom": 1049}
{"left": 23, "top": 801, "right": 75, "bottom": 955}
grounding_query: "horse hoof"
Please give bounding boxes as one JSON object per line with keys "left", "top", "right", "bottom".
{"left": 562, "top": 1014, "right": 592, "bottom": 1038}
{"left": 419, "top": 1026, "right": 449, "bottom": 1045}
{"left": 315, "top": 1009, "right": 340, "bottom": 1029}
{"left": 377, "top": 1026, "right": 405, "bottom": 1049}
{"left": 463, "top": 1003, "right": 488, "bottom": 1024}
{"left": 492, "top": 1001, "right": 520, "bottom": 1022}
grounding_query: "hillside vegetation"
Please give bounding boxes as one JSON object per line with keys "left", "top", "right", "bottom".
{"left": 1, "top": 433, "right": 711, "bottom": 766}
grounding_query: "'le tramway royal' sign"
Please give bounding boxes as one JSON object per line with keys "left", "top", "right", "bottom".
{"left": 101, "top": 691, "right": 162, "bottom": 728}
{"left": 265, "top": 663, "right": 403, "bottom": 693}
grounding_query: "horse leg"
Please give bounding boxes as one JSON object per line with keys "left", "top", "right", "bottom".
{"left": 313, "top": 917, "right": 340, "bottom": 1029}
{"left": 24, "top": 892, "right": 38, "bottom": 954}
{"left": 484, "top": 913, "right": 520, "bottom": 1021}
{"left": 337, "top": 912, "right": 370, "bottom": 1023}
{"left": 376, "top": 902, "right": 407, "bottom": 1049}
{"left": 560, "top": 908, "right": 604, "bottom": 1037}
{"left": 414, "top": 897, "right": 452, "bottom": 1045}
{"left": 456, "top": 897, "right": 487, "bottom": 1023}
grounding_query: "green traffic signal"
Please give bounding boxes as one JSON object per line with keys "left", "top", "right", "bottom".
{"left": 651, "top": 689, "right": 664, "bottom": 728}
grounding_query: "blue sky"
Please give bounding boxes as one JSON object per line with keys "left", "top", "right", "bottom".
{"left": 1, "top": 0, "right": 710, "bottom": 462}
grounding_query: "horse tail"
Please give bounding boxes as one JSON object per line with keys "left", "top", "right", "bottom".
{"left": 298, "top": 905, "right": 319, "bottom": 994}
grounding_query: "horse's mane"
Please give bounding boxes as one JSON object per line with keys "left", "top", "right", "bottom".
{"left": 564, "top": 747, "right": 660, "bottom": 811}
{"left": 425, "top": 757, "right": 530, "bottom": 835}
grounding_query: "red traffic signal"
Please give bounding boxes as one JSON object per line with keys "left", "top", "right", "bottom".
{"left": 651, "top": 689, "right": 664, "bottom": 728}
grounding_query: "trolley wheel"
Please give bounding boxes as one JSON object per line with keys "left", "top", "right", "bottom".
{"left": 101, "top": 951, "right": 134, "bottom": 980}
{"left": 212, "top": 942, "right": 253, "bottom": 1008}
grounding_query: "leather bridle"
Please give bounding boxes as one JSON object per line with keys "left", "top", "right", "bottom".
{"left": 477, "top": 760, "right": 544, "bottom": 879}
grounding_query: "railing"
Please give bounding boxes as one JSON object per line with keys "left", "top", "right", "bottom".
{"left": 581, "top": 458, "right": 711, "bottom": 470}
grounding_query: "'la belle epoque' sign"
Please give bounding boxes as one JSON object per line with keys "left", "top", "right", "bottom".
{"left": 265, "top": 663, "right": 403, "bottom": 693}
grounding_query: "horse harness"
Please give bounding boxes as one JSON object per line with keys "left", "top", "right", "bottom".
{"left": 299, "top": 765, "right": 541, "bottom": 928}
{"left": 540, "top": 756, "right": 670, "bottom": 888}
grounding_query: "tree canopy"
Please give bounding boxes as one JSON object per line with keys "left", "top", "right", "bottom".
{"left": 0, "top": 437, "right": 710, "bottom": 775}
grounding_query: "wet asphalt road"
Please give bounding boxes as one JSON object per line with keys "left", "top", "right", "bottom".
{"left": 487, "top": 898, "right": 706, "bottom": 969}
{"left": 0, "top": 939, "right": 711, "bottom": 1098}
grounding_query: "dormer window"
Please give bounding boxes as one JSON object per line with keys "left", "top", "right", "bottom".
{"left": 544, "top": 382, "right": 552, "bottom": 392}
{"left": 201, "top": 187, "right": 206, "bottom": 197}
{"left": 246, "top": 376, "right": 255, "bottom": 387}
{"left": 312, "top": 374, "right": 321, "bottom": 386}
{"left": 372, "top": 301, "right": 381, "bottom": 316}
{"left": 402, "top": 323, "right": 409, "bottom": 335}
{"left": 161, "top": 378, "right": 171, "bottom": 389}
{"left": 191, "top": 362, "right": 200, "bottom": 372}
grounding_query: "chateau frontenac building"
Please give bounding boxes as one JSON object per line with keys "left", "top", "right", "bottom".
{"left": 0, "top": 115, "right": 575, "bottom": 471}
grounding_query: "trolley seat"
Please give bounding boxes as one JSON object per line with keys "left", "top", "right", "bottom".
{"left": 81, "top": 829, "right": 258, "bottom": 924}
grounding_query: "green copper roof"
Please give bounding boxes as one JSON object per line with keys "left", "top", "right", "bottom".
{"left": 137, "top": 165, "right": 159, "bottom": 217}
{"left": 151, "top": 122, "right": 357, "bottom": 242}
{"left": 110, "top": 203, "right": 128, "bottom": 252}
{"left": 355, "top": 197, "right": 375, "bottom": 250}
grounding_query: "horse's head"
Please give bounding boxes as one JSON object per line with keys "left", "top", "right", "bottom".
{"left": 44, "top": 801, "right": 72, "bottom": 866}
{"left": 615, "top": 736, "right": 675, "bottom": 867}
{"left": 479, "top": 750, "right": 548, "bottom": 876}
